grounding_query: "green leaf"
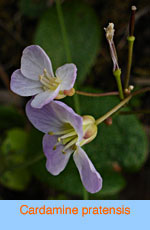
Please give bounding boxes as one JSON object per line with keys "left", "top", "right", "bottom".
{"left": 2, "top": 128, "right": 28, "bottom": 153}
{"left": 1, "top": 128, "right": 28, "bottom": 160}
{"left": 34, "top": 0, "right": 101, "bottom": 85}
{"left": 0, "top": 169, "right": 30, "bottom": 191}
{"left": 0, "top": 128, "right": 29, "bottom": 174}
{"left": 0, "top": 128, "right": 31, "bottom": 191}
{"left": 19, "top": 0, "right": 47, "bottom": 18}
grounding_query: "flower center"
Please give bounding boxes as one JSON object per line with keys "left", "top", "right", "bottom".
{"left": 49, "top": 124, "right": 78, "bottom": 154}
{"left": 39, "top": 68, "right": 61, "bottom": 91}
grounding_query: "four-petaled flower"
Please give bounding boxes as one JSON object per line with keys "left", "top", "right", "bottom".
{"left": 26, "top": 99, "right": 102, "bottom": 193}
{"left": 10, "top": 45, "right": 77, "bottom": 108}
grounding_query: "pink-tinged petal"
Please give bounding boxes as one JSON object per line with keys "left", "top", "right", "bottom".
{"left": 21, "top": 45, "right": 54, "bottom": 80}
{"left": 26, "top": 100, "right": 83, "bottom": 141}
{"left": 10, "top": 70, "right": 43, "bottom": 96}
{"left": 31, "top": 85, "right": 60, "bottom": 108}
{"left": 43, "top": 134, "right": 73, "bottom": 175}
{"left": 73, "top": 146, "right": 102, "bottom": 194}
{"left": 56, "top": 64, "right": 77, "bottom": 90}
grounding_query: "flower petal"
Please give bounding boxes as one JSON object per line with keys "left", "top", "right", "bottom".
{"left": 73, "top": 146, "right": 102, "bottom": 194}
{"left": 56, "top": 64, "right": 77, "bottom": 90}
{"left": 21, "top": 45, "right": 54, "bottom": 80}
{"left": 43, "top": 134, "right": 73, "bottom": 175}
{"left": 10, "top": 70, "right": 43, "bottom": 96}
{"left": 26, "top": 100, "right": 83, "bottom": 141}
{"left": 31, "top": 85, "right": 60, "bottom": 108}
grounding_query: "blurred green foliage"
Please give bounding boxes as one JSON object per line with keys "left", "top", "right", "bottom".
{"left": 34, "top": 1, "right": 101, "bottom": 85}
{"left": 0, "top": 128, "right": 31, "bottom": 190}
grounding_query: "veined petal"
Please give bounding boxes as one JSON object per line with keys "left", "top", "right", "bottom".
{"left": 21, "top": 45, "right": 54, "bottom": 80}
{"left": 56, "top": 64, "right": 77, "bottom": 90}
{"left": 10, "top": 70, "right": 43, "bottom": 96}
{"left": 26, "top": 100, "right": 83, "bottom": 141}
{"left": 49, "top": 101, "right": 83, "bottom": 142}
{"left": 73, "top": 146, "right": 102, "bottom": 194}
{"left": 43, "top": 134, "right": 73, "bottom": 175}
{"left": 31, "top": 85, "right": 60, "bottom": 108}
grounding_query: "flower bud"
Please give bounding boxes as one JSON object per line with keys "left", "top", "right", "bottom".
{"left": 104, "top": 117, "right": 112, "bottom": 126}
{"left": 80, "top": 115, "right": 97, "bottom": 146}
{"left": 55, "top": 88, "right": 75, "bottom": 99}
{"left": 64, "top": 88, "right": 75, "bottom": 96}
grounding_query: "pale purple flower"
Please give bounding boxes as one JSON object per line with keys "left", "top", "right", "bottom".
{"left": 26, "top": 99, "right": 102, "bottom": 194}
{"left": 10, "top": 45, "right": 77, "bottom": 108}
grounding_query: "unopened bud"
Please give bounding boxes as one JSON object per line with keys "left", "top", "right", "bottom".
{"left": 80, "top": 115, "right": 97, "bottom": 146}
{"left": 129, "top": 85, "right": 134, "bottom": 91}
{"left": 125, "top": 85, "right": 134, "bottom": 95}
{"left": 112, "top": 162, "right": 122, "bottom": 172}
{"left": 131, "top": 5, "right": 137, "bottom": 11}
{"left": 104, "top": 117, "right": 112, "bottom": 126}
{"left": 64, "top": 88, "right": 75, "bottom": 96}
{"left": 55, "top": 88, "right": 75, "bottom": 99}
{"left": 124, "top": 88, "right": 130, "bottom": 95}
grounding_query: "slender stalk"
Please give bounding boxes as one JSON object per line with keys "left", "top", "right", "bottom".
{"left": 124, "top": 36, "right": 135, "bottom": 89}
{"left": 95, "top": 87, "right": 150, "bottom": 125}
{"left": 55, "top": 0, "right": 87, "bottom": 199}
{"left": 55, "top": 0, "right": 71, "bottom": 62}
{"left": 76, "top": 90, "right": 119, "bottom": 97}
{"left": 95, "top": 95, "right": 131, "bottom": 125}
{"left": 124, "top": 6, "right": 137, "bottom": 90}
{"left": 55, "top": 0, "right": 80, "bottom": 114}
{"left": 113, "top": 69, "right": 124, "bottom": 100}
{"left": 83, "top": 187, "right": 89, "bottom": 200}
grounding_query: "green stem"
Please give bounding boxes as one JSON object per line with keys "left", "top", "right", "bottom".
{"left": 124, "top": 36, "right": 135, "bottom": 89}
{"left": 76, "top": 90, "right": 119, "bottom": 97}
{"left": 95, "top": 95, "right": 131, "bottom": 125}
{"left": 95, "top": 86, "right": 150, "bottom": 126}
{"left": 83, "top": 187, "right": 89, "bottom": 200}
{"left": 113, "top": 69, "right": 124, "bottom": 100}
{"left": 55, "top": 0, "right": 87, "bottom": 199}
{"left": 55, "top": 0, "right": 71, "bottom": 62}
{"left": 55, "top": 0, "right": 80, "bottom": 114}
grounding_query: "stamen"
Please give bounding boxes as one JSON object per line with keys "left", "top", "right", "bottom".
{"left": 43, "top": 68, "right": 51, "bottom": 79}
{"left": 58, "top": 131, "right": 77, "bottom": 141}
{"left": 39, "top": 68, "right": 61, "bottom": 91}
{"left": 63, "top": 137, "right": 78, "bottom": 152}
{"left": 54, "top": 128, "right": 74, "bottom": 135}
{"left": 53, "top": 146, "right": 57, "bottom": 150}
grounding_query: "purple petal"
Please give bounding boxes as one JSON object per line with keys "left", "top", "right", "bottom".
{"left": 31, "top": 85, "right": 60, "bottom": 108}
{"left": 43, "top": 134, "right": 73, "bottom": 175}
{"left": 10, "top": 70, "right": 43, "bottom": 96}
{"left": 73, "top": 146, "right": 102, "bottom": 194}
{"left": 26, "top": 100, "right": 83, "bottom": 141}
{"left": 21, "top": 45, "right": 54, "bottom": 80}
{"left": 56, "top": 64, "right": 77, "bottom": 90}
